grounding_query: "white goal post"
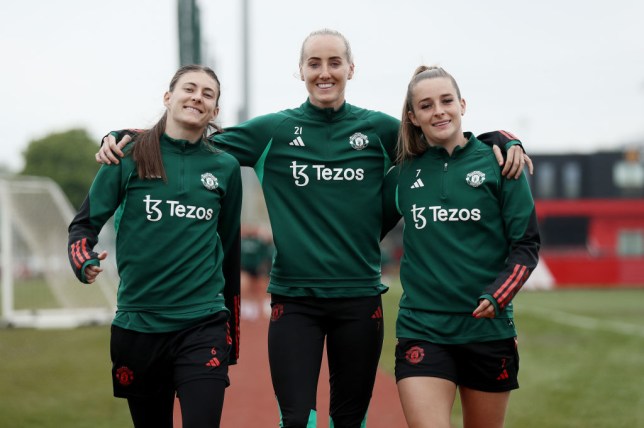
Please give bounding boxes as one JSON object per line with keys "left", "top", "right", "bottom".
{"left": 0, "top": 176, "right": 118, "bottom": 328}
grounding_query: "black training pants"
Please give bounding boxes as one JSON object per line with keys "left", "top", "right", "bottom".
{"left": 268, "top": 294, "right": 384, "bottom": 428}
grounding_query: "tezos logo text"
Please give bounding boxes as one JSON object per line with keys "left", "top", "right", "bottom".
{"left": 290, "top": 161, "right": 364, "bottom": 187}
{"left": 411, "top": 204, "right": 480, "bottom": 229}
{"left": 144, "top": 195, "right": 214, "bottom": 222}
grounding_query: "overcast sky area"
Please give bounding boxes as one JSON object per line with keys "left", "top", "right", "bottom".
{"left": 2, "top": 0, "right": 643, "bottom": 171}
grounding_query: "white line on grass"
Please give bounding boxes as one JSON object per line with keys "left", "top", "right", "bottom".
{"left": 521, "top": 306, "right": 644, "bottom": 338}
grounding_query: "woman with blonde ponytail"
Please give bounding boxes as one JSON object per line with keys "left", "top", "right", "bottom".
{"left": 383, "top": 66, "right": 540, "bottom": 428}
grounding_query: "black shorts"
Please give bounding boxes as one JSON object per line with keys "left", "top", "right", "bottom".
{"left": 395, "top": 337, "right": 519, "bottom": 392}
{"left": 110, "top": 311, "right": 231, "bottom": 399}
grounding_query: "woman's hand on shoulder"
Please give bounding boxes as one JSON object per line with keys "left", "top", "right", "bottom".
{"left": 493, "top": 145, "right": 533, "bottom": 179}
{"left": 96, "top": 134, "right": 131, "bottom": 165}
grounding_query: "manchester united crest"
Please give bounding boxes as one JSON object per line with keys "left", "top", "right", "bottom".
{"left": 466, "top": 171, "right": 486, "bottom": 188}
{"left": 349, "top": 132, "right": 369, "bottom": 150}
{"left": 201, "top": 173, "right": 219, "bottom": 190}
{"left": 405, "top": 346, "right": 425, "bottom": 364}
{"left": 115, "top": 366, "right": 134, "bottom": 386}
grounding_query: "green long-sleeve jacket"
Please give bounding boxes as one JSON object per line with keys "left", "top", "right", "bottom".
{"left": 212, "top": 99, "right": 399, "bottom": 297}
{"left": 68, "top": 134, "right": 242, "bottom": 361}
{"left": 383, "top": 133, "right": 540, "bottom": 344}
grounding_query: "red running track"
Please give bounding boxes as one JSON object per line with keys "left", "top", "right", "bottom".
{"left": 174, "top": 315, "right": 406, "bottom": 427}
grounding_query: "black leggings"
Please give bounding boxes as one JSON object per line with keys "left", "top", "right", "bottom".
{"left": 127, "top": 378, "right": 227, "bottom": 428}
{"left": 268, "top": 294, "right": 384, "bottom": 428}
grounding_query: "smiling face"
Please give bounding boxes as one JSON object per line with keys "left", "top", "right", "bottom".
{"left": 163, "top": 70, "right": 220, "bottom": 140}
{"left": 408, "top": 76, "right": 466, "bottom": 152}
{"left": 299, "top": 34, "right": 354, "bottom": 111}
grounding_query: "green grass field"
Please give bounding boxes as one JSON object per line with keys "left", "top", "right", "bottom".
{"left": 2, "top": 287, "right": 643, "bottom": 427}
{"left": 381, "top": 285, "right": 644, "bottom": 428}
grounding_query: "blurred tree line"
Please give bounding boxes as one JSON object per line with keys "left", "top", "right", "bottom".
{"left": 21, "top": 128, "right": 100, "bottom": 209}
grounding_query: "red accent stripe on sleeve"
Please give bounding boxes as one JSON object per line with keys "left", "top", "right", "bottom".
{"left": 494, "top": 264, "right": 528, "bottom": 307}
{"left": 72, "top": 241, "right": 85, "bottom": 269}
{"left": 71, "top": 242, "right": 82, "bottom": 269}
{"left": 79, "top": 238, "right": 91, "bottom": 261}
{"left": 71, "top": 238, "right": 91, "bottom": 269}
{"left": 500, "top": 130, "right": 519, "bottom": 141}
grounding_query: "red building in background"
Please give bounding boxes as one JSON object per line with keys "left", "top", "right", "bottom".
{"left": 529, "top": 147, "right": 644, "bottom": 287}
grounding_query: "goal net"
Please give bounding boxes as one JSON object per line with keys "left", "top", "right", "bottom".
{"left": 0, "top": 176, "right": 118, "bottom": 328}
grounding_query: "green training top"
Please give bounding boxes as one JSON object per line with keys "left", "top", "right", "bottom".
{"left": 383, "top": 133, "right": 540, "bottom": 344}
{"left": 68, "top": 134, "right": 242, "bottom": 359}
{"left": 213, "top": 99, "right": 399, "bottom": 298}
